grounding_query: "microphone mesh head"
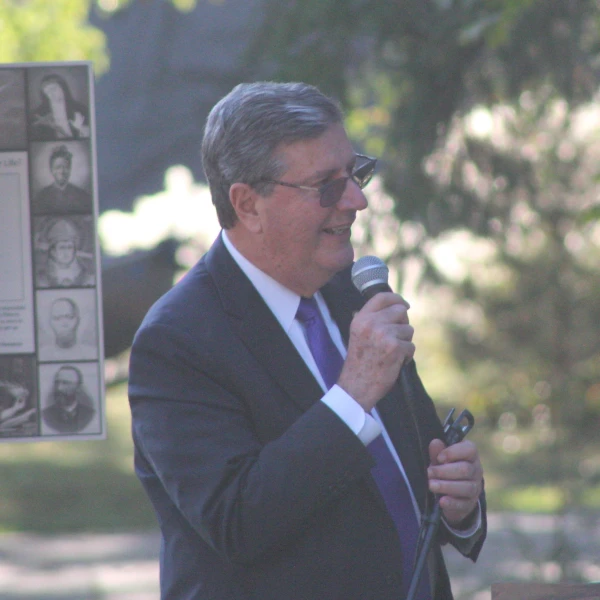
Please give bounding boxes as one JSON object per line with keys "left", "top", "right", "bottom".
{"left": 351, "top": 255, "right": 389, "bottom": 293}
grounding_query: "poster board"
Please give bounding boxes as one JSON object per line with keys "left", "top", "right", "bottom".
{"left": 0, "top": 62, "right": 105, "bottom": 441}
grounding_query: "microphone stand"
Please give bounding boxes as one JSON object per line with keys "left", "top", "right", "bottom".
{"left": 406, "top": 408, "right": 475, "bottom": 600}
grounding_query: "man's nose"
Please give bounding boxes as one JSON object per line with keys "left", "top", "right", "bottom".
{"left": 337, "top": 179, "right": 368, "bottom": 212}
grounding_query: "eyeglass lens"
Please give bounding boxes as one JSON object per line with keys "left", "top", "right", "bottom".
{"left": 319, "top": 157, "right": 376, "bottom": 207}
{"left": 320, "top": 178, "right": 349, "bottom": 207}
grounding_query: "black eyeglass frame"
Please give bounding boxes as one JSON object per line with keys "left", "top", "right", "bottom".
{"left": 253, "top": 153, "right": 377, "bottom": 208}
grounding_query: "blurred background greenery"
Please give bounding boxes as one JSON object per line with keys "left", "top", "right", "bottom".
{"left": 0, "top": 383, "right": 156, "bottom": 534}
{"left": 1, "top": 0, "right": 599, "bottom": 592}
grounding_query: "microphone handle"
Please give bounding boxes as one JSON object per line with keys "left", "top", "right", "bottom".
{"left": 360, "top": 282, "right": 392, "bottom": 300}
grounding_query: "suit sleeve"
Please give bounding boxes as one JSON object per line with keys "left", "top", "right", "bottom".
{"left": 129, "top": 321, "right": 375, "bottom": 565}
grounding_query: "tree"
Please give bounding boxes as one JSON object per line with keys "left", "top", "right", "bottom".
{"left": 0, "top": 0, "right": 198, "bottom": 71}
{"left": 0, "top": 0, "right": 107, "bottom": 72}
{"left": 251, "top": 0, "right": 600, "bottom": 517}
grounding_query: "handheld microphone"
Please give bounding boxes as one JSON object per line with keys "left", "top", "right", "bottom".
{"left": 351, "top": 255, "right": 409, "bottom": 366}
{"left": 350, "top": 255, "right": 392, "bottom": 299}
{"left": 350, "top": 255, "right": 475, "bottom": 445}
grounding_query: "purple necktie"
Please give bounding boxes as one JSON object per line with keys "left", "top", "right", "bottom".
{"left": 296, "top": 296, "right": 344, "bottom": 389}
{"left": 296, "top": 296, "right": 430, "bottom": 598}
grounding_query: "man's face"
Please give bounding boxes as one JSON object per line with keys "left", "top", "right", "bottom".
{"left": 254, "top": 124, "right": 368, "bottom": 295}
{"left": 50, "top": 240, "right": 76, "bottom": 266}
{"left": 50, "top": 299, "right": 79, "bottom": 340}
{"left": 51, "top": 157, "right": 71, "bottom": 188}
{"left": 53, "top": 368, "right": 79, "bottom": 409}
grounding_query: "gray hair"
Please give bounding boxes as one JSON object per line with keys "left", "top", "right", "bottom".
{"left": 201, "top": 82, "right": 344, "bottom": 228}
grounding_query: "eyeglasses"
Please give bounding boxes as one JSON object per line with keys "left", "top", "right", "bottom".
{"left": 255, "top": 154, "right": 377, "bottom": 208}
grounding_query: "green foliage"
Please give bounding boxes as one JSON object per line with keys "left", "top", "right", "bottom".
{"left": 485, "top": 0, "right": 539, "bottom": 47}
{"left": 252, "top": 0, "right": 600, "bottom": 231}
{"left": 496, "top": 486, "right": 565, "bottom": 513}
{"left": 93, "top": 0, "right": 198, "bottom": 14}
{"left": 0, "top": 384, "right": 156, "bottom": 533}
{"left": 0, "top": 0, "right": 200, "bottom": 73}
{"left": 252, "top": 0, "right": 600, "bottom": 512}
{"left": 0, "top": 0, "right": 108, "bottom": 73}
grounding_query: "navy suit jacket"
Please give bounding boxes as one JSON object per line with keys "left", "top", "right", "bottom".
{"left": 129, "top": 234, "right": 486, "bottom": 600}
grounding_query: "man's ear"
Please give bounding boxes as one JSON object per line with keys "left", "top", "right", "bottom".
{"left": 229, "top": 182, "right": 262, "bottom": 233}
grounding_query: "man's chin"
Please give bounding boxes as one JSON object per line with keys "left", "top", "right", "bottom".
{"left": 57, "top": 397, "right": 77, "bottom": 410}
{"left": 325, "top": 244, "right": 355, "bottom": 274}
{"left": 55, "top": 336, "right": 76, "bottom": 348}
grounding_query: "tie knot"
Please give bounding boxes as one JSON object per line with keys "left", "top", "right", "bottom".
{"left": 296, "top": 296, "right": 321, "bottom": 325}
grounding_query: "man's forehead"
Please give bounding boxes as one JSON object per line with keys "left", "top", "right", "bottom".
{"left": 56, "top": 369, "right": 78, "bottom": 383}
{"left": 277, "top": 126, "right": 355, "bottom": 174}
{"left": 51, "top": 300, "right": 75, "bottom": 316}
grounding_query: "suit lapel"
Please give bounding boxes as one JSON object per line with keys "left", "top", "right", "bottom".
{"left": 205, "top": 235, "right": 323, "bottom": 413}
{"left": 376, "top": 388, "right": 429, "bottom": 511}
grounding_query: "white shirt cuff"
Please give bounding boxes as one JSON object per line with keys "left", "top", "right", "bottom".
{"left": 442, "top": 500, "right": 482, "bottom": 539}
{"left": 321, "top": 385, "right": 381, "bottom": 445}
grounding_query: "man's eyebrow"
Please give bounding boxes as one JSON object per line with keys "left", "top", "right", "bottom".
{"left": 304, "top": 157, "right": 356, "bottom": 184}
{"left": 304, "top": 167, "right": 337, "bottom": 184}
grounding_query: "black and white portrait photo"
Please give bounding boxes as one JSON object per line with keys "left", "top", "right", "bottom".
{"left": 30, "top": 141, "right": 93, "bottom": 215}
{"left": 28, "top": 66, "right": 90, "bottom": 141}
{"left": 39, "top": 362, "right": 101, "bottom": 436}
{"left": 0, "top": 356, "right": 38, "bottom": 438}
{"left": 0, "top": 68, "right": 27, "bottom": 151}
{"left": 36, "top": 289, "right": 99, "bottom": 362}
{"left": 33, "top": 215, "right": 96, "bottom": 289}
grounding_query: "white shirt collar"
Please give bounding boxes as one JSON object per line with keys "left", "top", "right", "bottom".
{"left": 221, "top": 230, "right": 301, "bottom": 333}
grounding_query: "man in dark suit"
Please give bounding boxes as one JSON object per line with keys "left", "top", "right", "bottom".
{"left": 129, "top": 82, "right": 486, "bottom": 600}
